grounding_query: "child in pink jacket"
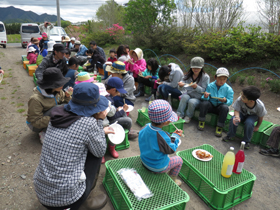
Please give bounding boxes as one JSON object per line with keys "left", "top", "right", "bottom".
{"left": 125, "top": 48, "right": 146, "bottom": 81}
{"left": 27, "top": 46, "right": 38, "bottom": 64}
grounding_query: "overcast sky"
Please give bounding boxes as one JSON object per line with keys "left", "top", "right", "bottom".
{"left": 0, "top": 0, "right": 259, "bottom": 23}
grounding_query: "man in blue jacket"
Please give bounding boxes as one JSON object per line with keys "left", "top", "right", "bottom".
{"left": 197, "top": 68, "right": 234, "bottom": 137}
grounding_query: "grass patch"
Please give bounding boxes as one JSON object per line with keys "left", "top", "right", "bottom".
{"left": 7, "top": 34, "right": 21, "bottom": 43}
{"left": 239, "top": 76, "right": 246, "bottom": 85}
{"left": 247, "top": 76, "right": 255, "bottom": 85}
{"left": 16, "top": 103, "right": 24, "bottom": 107}
{"left": 17, "top": 109, "right": 25, "bottom": 113}
{"left": 22, "top": 114, "right": 27, "bottom": 116}
{"left": 11, "top": 102, "right": 15, "bottom": 104}
{"left": 3, "top": 74, "right": 9, "bottom": 78}
{"left": 11, "top": 96, "right": 14, "bottom": 98}
{"left": 1, "top": 97, "right": 7, "bottom": 100}
{"left": 0, "top": 52, "right": 4, "bottom": 58}
{"left": 0, "top": 87, "right": 3, "bottom": 89}
{"left": 8, "top": 69, "right": 12, "bottom": 71}
{"left": 17, "top": 97, "right": 20, "bottom": 99}
{"left": 12, "top": 89, "right": 17, "bottom": 94}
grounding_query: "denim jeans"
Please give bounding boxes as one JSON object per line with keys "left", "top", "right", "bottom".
{"left": 198, "top": 100, "right": 229, "bottom": 127}
{"left": 227, "top": 112, "right": 259, "bottom": 143}
{"left": 157, "top": 84, "right": 181, "bottom": 99}
{"left": 177, "top": 94, "right": 200, "bottom": 118}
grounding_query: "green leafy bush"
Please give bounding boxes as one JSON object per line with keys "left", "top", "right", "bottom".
{"left": 239, "top": 76, "right": 246, "bottom": 85}
{"left": 247, "top": 76, "right": 255, "bottom": 85}
{"left": 268, "top": 79, "right": 280, "bottom": 93}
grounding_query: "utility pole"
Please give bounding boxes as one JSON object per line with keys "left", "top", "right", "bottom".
{"left": 56, "top": 0, "right": 61, "bottom": 26}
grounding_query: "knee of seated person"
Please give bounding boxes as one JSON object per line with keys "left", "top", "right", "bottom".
{"left": 220, "top": 104, "right": 229, "bottom": 111}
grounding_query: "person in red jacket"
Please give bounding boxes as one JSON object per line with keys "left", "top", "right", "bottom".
{"left": 102, "top": 49, "right": 117, "bottom": 80}
{"left": 27, "top": 46, "right": 38, "bottom": 64}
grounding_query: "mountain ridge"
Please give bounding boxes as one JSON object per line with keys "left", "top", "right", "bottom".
{"left": 0, "top": 6, "right": 63, "bottom": 23}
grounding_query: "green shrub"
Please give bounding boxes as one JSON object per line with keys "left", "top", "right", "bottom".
{"left": 268, "top": 79, "right": 280, "bottom": 93}
{"left": 247, "top": 76, "right": 255, "bottom": 85}
{"left": 229, "top": 74, "right": 238, "bottom": 83}
{"left": 239, "top": 76, "right": 246, "bottom": 85}
{"left": 260, "top": 78, "right": 266, "bottom": 89}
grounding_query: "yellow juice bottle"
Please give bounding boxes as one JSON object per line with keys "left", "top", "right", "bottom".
{"left": 221, "top": 147, "right": 235, "bottom": 178}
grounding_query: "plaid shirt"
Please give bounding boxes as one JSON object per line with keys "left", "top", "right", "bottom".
{"left": 33, "top": 117, "right": 106, "bottom": 207}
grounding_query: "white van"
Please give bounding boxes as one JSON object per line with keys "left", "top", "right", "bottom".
{"left": 0, "top": 21, "right": 7, "bottom": 48}
{"left": 20, "top": 23, "right": 41, "bottom": 48}
{"left": 49, "top": 26, "right": 68, "bottom": 44}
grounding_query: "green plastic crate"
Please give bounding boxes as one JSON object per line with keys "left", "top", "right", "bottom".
{"left": 26, "top": 64, "right": 37, "bottom": 73}
{"left": 260, "top": 124, "right": 280, "bottom": 148}
{"left": 162, "top": 118, "right": 185, "bottom": 134}
{"left": 78, "top": 66, "right": 84, "bottom": 72}
{"left": 106, "top": 129, "right": 130, "bottom": 151}
{"left": 33, "top": 73, "right": 37, "bottom": 86}
{"left": 177, "top": 144, "right": 256, "bottom": 210}
{"left": 96, "top": 75, "right": 101, "bottom": 82}
{"left": 144, "top": 85, "right": 152, "bottom": 95}
{"left": 193, "top": 109, "right": 218, "bottom": 127}
{"left": 224, "top": 120, "right": 273, "bottom": 145}
{"left": 103, "top": 156, "right": 189, "bottom": 210}
{"left": 172, "top": 98, "right": 180, "bottom": 109}
{"left": 22, "top": 55, "right": 28, "bottom": 62}
{"left": 136, "top": 109, "right": 150, "bottom": 127}
{"left": 136, "top": 109, "right": 185, "bottom": 133}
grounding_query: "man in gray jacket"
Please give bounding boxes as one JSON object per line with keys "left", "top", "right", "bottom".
{"left": 35, "top": 44, "right": 68, "bottom": 81}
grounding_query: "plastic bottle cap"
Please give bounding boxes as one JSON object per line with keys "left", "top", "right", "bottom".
{"left": 230, "top": 147, "right": 234, "bottom": 151}
{"left": 241, "top": 141, "right": 245, "bottom": 145}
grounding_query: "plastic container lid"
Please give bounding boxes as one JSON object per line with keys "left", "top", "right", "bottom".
{"left": 230, "top": 147, "right": 234, "bottom": 151}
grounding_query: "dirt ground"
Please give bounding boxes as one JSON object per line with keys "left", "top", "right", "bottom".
{"left": 0, "top": 45, "right": 280, "bottom": 210}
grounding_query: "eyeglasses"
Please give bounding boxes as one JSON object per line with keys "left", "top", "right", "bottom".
{"left": 240, "top": 92, "right": 246, "bottom": 100}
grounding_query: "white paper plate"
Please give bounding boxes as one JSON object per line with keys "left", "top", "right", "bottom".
{"left": 192, "top": 149, "right": 213, "bottom": 161}
{"left": 277, "top": 107, "right": 280, "bottom": 112}
{"left": 108, "top": 124, "right": 125, "bottom": 145}
{"left": 178, "top": 139, "right": 181, "bottom": 146}
{"left": 105, "top": 61, "right": 112, "bottom": 65}
{"left": 229, "top": 111, "right": 234, "bottom": 116}
{"left": 184, "top": 82, "right": 196, "bottom": 87}
{"left": 0, "top": 73, "right": 3, "bottom": 84}
{"left": 126, "top": 105, "right": 134, "bottom": 112}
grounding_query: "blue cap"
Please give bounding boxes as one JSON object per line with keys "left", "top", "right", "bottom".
{"left": 107, "top": 77, "right": 127, "bottom": 94}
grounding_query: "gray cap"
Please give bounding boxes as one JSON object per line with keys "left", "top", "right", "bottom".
{"left": 190, "top": 57, "right": 204, "bottom": 68}
{"left": 216, "top": 67, "right": 229, "bottom": 77}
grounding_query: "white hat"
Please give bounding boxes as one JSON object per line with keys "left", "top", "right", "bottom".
{"left": 47, "top": 41, "right": 56, "bottom": 52}
{"left": 28, "top": 46, "right": 36, "bottom": 53}
{"left": 216, "top": 67, "right": 229, "bottom": 77}
{"left": 70, "top": 37, "right": 76, "bottom": 41}
{"left": 74, "top": 40, "right": 81, "bottom": 45}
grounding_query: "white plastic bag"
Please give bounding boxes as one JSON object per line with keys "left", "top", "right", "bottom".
{"left": 117, "top": 168, "right": 153, "bottom": 201}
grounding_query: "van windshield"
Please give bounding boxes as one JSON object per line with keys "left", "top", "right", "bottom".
{"left": 22, "top": 26, "right": 39, "bottom": 33}
{"left": 50, "top": 27, "right": 66, "bottom": 35}
{"left": 0, "top": 24, "right": 5, "bottom": 32}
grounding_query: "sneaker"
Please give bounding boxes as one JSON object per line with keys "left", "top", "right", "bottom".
{"left": 215, "top": 127, "right": 223, "bottom": 137}
{"left": 244, "top": 142, "right": 250, "bottom": 150}
{"left": 222, "top": 136, "right": 234, "bottom": 142}
{"left": 184, "top": 116, "right": 190, "bottom": 124}
{"left": 128, "top": 130, "right": 138, "bottom": 140}
{"left": 39, "top": 131, "right": 45, "bottom": 144}
{"left": 259, "top": 148, "right": 280, "bottom": 157}
{"left": 197, "top": 121, "right": 205, "bottom": 131}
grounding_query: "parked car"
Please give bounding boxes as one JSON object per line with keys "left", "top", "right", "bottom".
{"left": 0, "top": 21, "right": 7, "bottom": 48}
{"left": 49, "top": 26, "right": 68, "bottom": 44}
{"left": 20, "top": 23, "right": 41, "bottom": 48}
